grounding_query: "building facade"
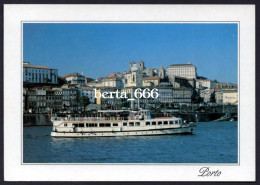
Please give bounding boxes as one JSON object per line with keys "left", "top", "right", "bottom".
{"left": 95, "top": 87, "right": 124, "bottom": 109}
{"left": 172, "top": 88, "right": 193, "bottom": 105}
{"left": 213, "top": 83, "right": 237, "bottom": 90}
{"left": 171, "top": 76, "right": 195, "bottom": 88}
{"left": 213, "top": 82, "right": 238, "bottom": 104}
{"left": 62, "top": 85, "right": 80, "bottom": 111}
{"left": 196, "top": 79, "right": 216, "bottom": 89}
{"left": 167, "top": 62, "right": 197, "bottom": 79}
{"left": 79, "top": 86, "right": 95, "bottom": 104}
{"left": 102, "top": 77, "right": 124, "bottom": 88}
{"left": 223, "top": 91, "right": 238, "bottom": 104}
{"left": 142, "top": 76, "right": 159, "bottom": 87}
{"left": 61, "top": 72, "right": 85, "bottom": 86}
{"left": 23, "top": 62, "right": 58, "bottom": 84}
{"left": 200, "top": 88, "right": 215, "bottom": 103}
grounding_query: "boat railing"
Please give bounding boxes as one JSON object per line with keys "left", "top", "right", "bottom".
{"left": 51, "top": 117, "right": 125, "bottom": 121}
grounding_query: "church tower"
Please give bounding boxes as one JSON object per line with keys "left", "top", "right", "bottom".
{"left": 138, "top": 60, "right": 144, "bottom": 71}
{"left": 129, "top": 60, "right": 136, "bottom": 71}
{"left": 159, "top": 66, "right": 165, "bottom": 79}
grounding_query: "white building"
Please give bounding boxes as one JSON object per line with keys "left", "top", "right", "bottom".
{"left": 196, "top": 79, "right": 216, "bottom": 89}
{"left": 124, "top": 71, "right": 143, "bottom": 88}
{"left": 61, "top": 72, "right": 85, "bottom": 86}
{"left": 79, "top": 86, "right": 95, "bottom": 103}
{"left": 223, "top": 90, "right": 238, "bottom": 105}
{"left": 167, "top": 62, "right": 197, "bottom": 79}
{"left": 102, "top": 77, "right": 124, "bottom": 88}
{"left": 200, "top": 88, "right": 214, "bottom": 103}
{"left": 23, "top": 62, "right": 58, "bottom": 84}
{"left": 86, "top": 79, "right": 104, "bottom": 88}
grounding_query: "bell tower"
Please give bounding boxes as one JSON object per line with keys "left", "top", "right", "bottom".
{"left": 159, "top": 66, "right": 165, "bottom": 79}
{"left": 138, "top": 60, "right": 144, "bottom": 71}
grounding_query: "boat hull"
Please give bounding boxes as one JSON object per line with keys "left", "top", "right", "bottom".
{"left": 51, "top": 126, "right": 194, "bottom": 138}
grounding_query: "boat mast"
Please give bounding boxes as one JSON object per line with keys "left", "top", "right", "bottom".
{"left": 138, "top": 97, "right": 140, "bottom": 110}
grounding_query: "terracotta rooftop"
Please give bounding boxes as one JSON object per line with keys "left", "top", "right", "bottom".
{"left": 108, "top": 73, "right": 117, "bottom": 77}
{"left": 143, "top": 76, "right": 159, "bottom": 80}
{"left": 61, "top": 72, "right": 84, "bottom": 78}
{"left": 104, "top": 76, "right": 122, "bottom": 80}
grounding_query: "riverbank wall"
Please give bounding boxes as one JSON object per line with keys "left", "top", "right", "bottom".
{"left": 172, "top": 112, "right": 229, "bottom": 122}
{"left": 23, "top": 114, "right": 52, "bottom": 126}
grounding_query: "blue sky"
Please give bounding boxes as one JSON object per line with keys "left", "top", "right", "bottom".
{"left": 23, "top": 23, "right": 238, "bottom": 83}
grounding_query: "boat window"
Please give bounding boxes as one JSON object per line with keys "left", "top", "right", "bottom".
{"left": 169, "top": 121, "right": 174, "bottom": 125}
{"left": 135, "top": 122, "right": 140, "bottom": 126}
{"left": 79, "top": 123, "right": 84, "bottom": 127}
{"left": 123, "top": 122, "right": 127, "bottom": 126}
{"left": 152, "top": 121, "right": 156, "bottom": 125}
{"left": 85, "top": 123, "right": 89, "bottom": 127}
{"left": 158, "top": 121, "right": 162, "bottom": 125}
{"left": 105, "top": 123, "right": 111, "bottom": 127}
{"left": 113, "top": 123, "right": 118, "bottom": 127}
{"left": 129, "top": 122, "right": 134, "bottom": 126}
{"left": 89, "top": 123, "right": 97, "bottom": 127}
{"left": 175, "top": 120, "right": 178, "bottom": 124}
{"left": 64, "top": 123, "right": 67, "bottom": 127}
{"left": 99, "top": 123, "right": 105, "bottom": 127}
{"left": 73, "top": 123, "right": 79, "bottom": 127}
{"left": 163, "top": 121, "right": 168, "bottom": 125}
{"left": 146, "top": 122, "right": 150, "bottom": 125}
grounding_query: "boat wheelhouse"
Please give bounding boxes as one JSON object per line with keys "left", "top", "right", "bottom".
{"left": 50, "top": 109, "right": 194, "bottom": 137}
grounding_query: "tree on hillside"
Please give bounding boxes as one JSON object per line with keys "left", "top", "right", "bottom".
{"left": 79, "top": 96, "right": 90, "bottom": 112}
{"left": 210, "top": 91, "right": 216, "bottom": 103}
{"left": 191, "top": 91, "right": 203, "bottom": 104}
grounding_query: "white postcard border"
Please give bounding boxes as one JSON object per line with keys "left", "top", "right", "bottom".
{"left": 4, "top": 5, "right": 255, "bottom": 181}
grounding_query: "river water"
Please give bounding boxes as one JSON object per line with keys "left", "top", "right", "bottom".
{"left": 23, "top": 121, "right": 238, "bottom": 163}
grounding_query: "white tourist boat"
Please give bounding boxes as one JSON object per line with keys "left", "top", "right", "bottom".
{"left": 50, "top": 109, "right": 194, "bottom": 137}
